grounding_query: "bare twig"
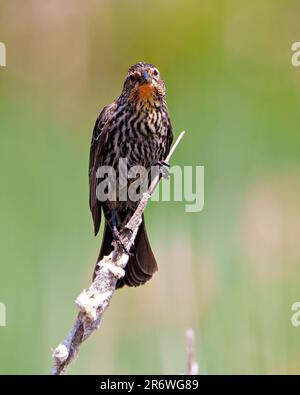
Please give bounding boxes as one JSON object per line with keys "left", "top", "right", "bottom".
{"left": 51, "top": 131, "right": 185, "bottom": 375}
{"left": 186, "top": 328, "right": 199, "bottom": 375}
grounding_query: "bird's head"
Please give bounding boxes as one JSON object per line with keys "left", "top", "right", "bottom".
{"left": 122, "top": 62, "right": 166, "bottom": 108}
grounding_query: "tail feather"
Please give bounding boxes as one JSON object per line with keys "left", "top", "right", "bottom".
{"left": 93, "top": 215, "right": 158, "bottom": 289}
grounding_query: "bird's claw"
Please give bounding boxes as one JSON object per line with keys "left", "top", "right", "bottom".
{"left": 152, "top": 160, "right": 170, "bottom": 179}
{"left": 122, "top": 226, "right": 134, "bottom": 235}
{"left": 113, "top": 227, "right": 133, "bottom": 256}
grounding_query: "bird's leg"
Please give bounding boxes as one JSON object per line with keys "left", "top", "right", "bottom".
{"left": 111, "top": 209, "right": 133, "bottom": 256}
{"left": 151, "top": 160, "right": 170, "bottom": 179}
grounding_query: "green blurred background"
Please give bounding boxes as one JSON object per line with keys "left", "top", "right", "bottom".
{"left": 1, "top": 0, "right": 300, "bottom": 374}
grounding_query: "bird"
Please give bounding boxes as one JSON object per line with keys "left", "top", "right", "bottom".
{"left": 89, "top": 62, "right": 173, "bottom": 288}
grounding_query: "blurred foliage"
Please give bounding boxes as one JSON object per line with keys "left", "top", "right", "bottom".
{"left": 1, "top": 0, "right": 300, "bottom": 374}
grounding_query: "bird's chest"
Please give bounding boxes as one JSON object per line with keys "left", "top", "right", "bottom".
{"left": 105, "top": 110, "right": 167, "bottom": 168}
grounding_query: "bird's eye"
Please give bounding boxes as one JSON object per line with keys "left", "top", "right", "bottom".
{"left": 130, "top": 74, "right": 136, "bottom": 82}
{"left": 153, "top": 69, "right": 159, "bottom": 77}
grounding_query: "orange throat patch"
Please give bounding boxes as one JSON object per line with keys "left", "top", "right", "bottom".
{"left": 137, "top": 83, "right": 154, "bottom": 101}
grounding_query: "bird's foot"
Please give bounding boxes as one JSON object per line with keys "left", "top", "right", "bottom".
{"left": 121, "top": 225, "right": 134, "bottom": 236}
{"left": 113, "top": 226, "right": 133, "bottom": 256}
{"left": 152, "top": 160, "right": 170, "bottom": 179}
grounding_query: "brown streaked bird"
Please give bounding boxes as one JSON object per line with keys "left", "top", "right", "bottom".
{"left": 89, "top": 62, "right": 173, "bottom": 288}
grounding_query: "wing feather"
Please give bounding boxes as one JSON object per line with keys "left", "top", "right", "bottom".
{"left": 89, "top": 103, "right": 116, "bottom": 235}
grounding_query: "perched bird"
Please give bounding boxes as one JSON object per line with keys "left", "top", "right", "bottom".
{"left": 89, "top": 62, "right": 173, "bottom": 288}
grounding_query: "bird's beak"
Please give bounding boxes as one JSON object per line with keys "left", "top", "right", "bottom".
{"left": 141, "top": 70, "right": 152, "bottom": 84}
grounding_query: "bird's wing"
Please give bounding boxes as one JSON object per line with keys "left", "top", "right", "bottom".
{"left": 164, "top": 115, "right": 174, "bottom": 159}
{"left": 89, "top": 102, "right": 116, "bottom": 235}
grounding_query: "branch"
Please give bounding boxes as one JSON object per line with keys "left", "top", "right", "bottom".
{"left": 51, "top": 131, "right": 185, "bottom": 375}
